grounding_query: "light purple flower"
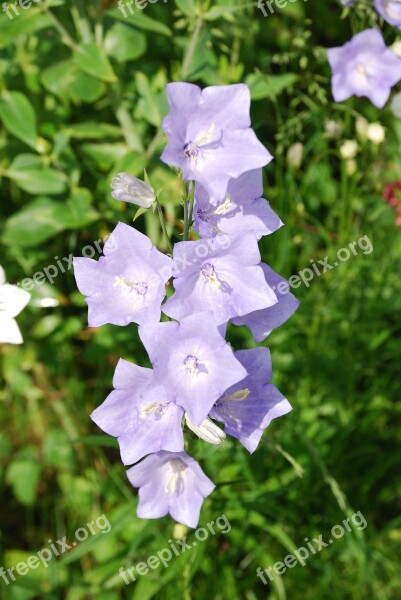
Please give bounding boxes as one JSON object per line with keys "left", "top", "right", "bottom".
{"left": 210, "top": 347, "right": 292, "bottom": 453}
{"left": 193, "top": 169, "right": 282, "bottom": 240}
{"left": 375, "top": 0, "right": 401, "bottom": 28}
{"left": 327, "top": 28, "right": 401, "bottom": 108}
{"left": 139, "top": 312, "right": 248, "bottom": 426}
{"left": 91, "top": 359, "right": 184, "bottom": 465}
{"left": 127, "top": 451, "right": 215, "bottom": 528}
{"left": 162, "top": 234, "right": 278, "bottom": 326}
{"left": 73, "top": 222, "right": 172, "bottom": 327}
{"left": 161, "top": 83, "right": 272, "bottom": 198}
{"left": 231, "top": 264, "right": 299, "bottom": 342}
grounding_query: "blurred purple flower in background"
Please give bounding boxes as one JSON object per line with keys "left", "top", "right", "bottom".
{"left": 327, "top": 28, "right": 401, "bottom": 108}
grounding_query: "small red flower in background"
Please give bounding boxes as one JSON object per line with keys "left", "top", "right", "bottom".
{"left": 383, "top": 181, "right": 401, "bottom": 225}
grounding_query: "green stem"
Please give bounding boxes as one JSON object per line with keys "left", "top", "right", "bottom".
{"left": 47, "top": 10, "right": 77, "bottom": 49}
{"left": 183, "top": 181, "right": 195, "bottom": 241}
{"left": 181, "top": 17, "right": 203, "bottom": 79}
{"left": 156, "top": 201, "right": 173, "bottom": 254}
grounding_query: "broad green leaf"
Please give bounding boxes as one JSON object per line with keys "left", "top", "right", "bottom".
{"left": 0, "top": 91, "right": 37, "bottom": 148}
{"left": 6, "top": 459, "right": 42, "bottom": 506}
{"left": 203, "top": 2, "right": 255, "bottom": 20}
{"left": 0, "top": 9, "right": 51, "bottom": 48}
{"left": 106, "top": 7, "right": 172, "bottom": 37}
{"left": 2, "top": 197, "right": 67, "bottom": 247}
{"left": 174, "top": 0, "right": 197, "bottom": 15}
{"left": 246, "top": 72, "right": 299, "bottom": 100}
{"left": 64, "top": 188, "right": 99, "bottom": 228}
{"left": 135, "top": 72, "right": 161, "bottom": 127}
{"left": 4, "top": 161, "right": 67, "bottom": 195}
{"left": 42, "top": 60, "right": 106, "bottom": 103}
{"left": 104, "top": 22, "right": 147, "bottom": 62}
{"left": 61, "top": 123, "right": 122, "bottom": 140}
{"left": 73, "top": 44, "right": 117, "bottom": 83}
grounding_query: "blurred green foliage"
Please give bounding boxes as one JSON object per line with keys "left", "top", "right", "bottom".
{"left": 1, "top": 0, "right": 401, "bottom": 599}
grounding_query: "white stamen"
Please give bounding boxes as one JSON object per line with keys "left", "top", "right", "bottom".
{"left": 185, "top": 414, "right": 226, "bottom": 445}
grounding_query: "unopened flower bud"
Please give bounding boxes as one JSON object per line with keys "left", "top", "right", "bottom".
{"left": 287, "top": 143, "right": 304, "bottom": 169}
{"left": 185, "top": 414, "right": 226, "bottom": 445}
{"left": 111, "top": 172, "right": 156, "bottom": 208}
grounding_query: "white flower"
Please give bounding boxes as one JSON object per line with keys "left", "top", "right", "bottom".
{"left": 340, "top": 140, "right": 358, "bottom": 160}
{"left": 0, "top": 265, "right": 30, "bottom": 344}
{"left": 111, "top": 172, "right": 156, "bottom": 208}
{"left": 185, "top": 414, "right": 226, "bottom": 445}
{"left": 356, "top": 117, "right": 369, "bottom": 139}
{"left": 367, "top": 123, "right": 386, "bottom": 145}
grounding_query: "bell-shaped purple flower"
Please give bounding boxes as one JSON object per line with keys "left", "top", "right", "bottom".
{"left": 91, "top": 359, "right": 184, "bottom": 465}
{"left": 327, "top": 29, "right": 401, "bottom": 108}
{"left": 162, "top": 234, "right": 278, "bottom": 326}
{"left": 161, "top": 83, "right": 272, "bottom": 198}
{"left": 193, "top": 170, "right": 282, "bottom": 240}
{"left": 374, "top": 0, "right": 401, "bottom": 28}
{"left": 231, "top": 264, "right": 299, "bottom": 342}
{"left": 73, "top": 222, "right": 173, "bottom": 327}
{"left": 210, "top": 347, "right": 292, "bottom": 453}
{"left": 139, "top": 312, "right": 248, "bottom": 426}
{"left": 127, "top": 451, "right": 215, "bottom": 528}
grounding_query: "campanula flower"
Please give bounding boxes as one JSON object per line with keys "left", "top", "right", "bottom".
{"left": 193, "top": 169, "right": 282, "bottom": 240}
{"left": 231, "top": 264, "right": 299, "bottom": 342}
{"left": 73, "top": 222, "right": 172, "bottom": 327}
{"left": 139, "top": 312, "right": 248, "bottom": 426}
{"left": 161, "top": 83, "right": 272, "bottom": 198}
{"left": 127, "top": 451, "right": 215, "bottom": 528}
{"left": 210, "top": 347, "right": 292, "bottom": 453}
{"left": 162, "top": 233, "right": 278, "bottom": 326}
{"left": 91, "top": 359, "right": 184, "bottom": 465}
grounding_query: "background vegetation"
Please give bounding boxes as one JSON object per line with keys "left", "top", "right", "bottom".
{"left": 1, "top": 0, "right": 401, "bottom": 598}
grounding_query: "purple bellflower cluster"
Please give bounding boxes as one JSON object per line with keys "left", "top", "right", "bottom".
{"left": 73, "top": 83, "right": 299, "bottom": 528}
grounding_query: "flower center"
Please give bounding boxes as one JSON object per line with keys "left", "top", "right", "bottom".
{"left": 356, "top": 63, "right": 367, "bottom": 75}
{"left": 140, "top": 401, "right": 169, "bottom": 420}
{"left": 184, "top": 354, "right": 199, "bottom": 375}
{"left": 183, "top": 123, "right": 215, "bottom": 165}
{"left": 165, "top": 459, "right": 187, "bottom": 495}
{"left": 184, "top": 142, "right": 199, "bottom": 160}
{"left": 114, "top": 277, "right": 148, "bottom": 295}
{"left": 201, "top": 263, "right": 221, "bottom": 289}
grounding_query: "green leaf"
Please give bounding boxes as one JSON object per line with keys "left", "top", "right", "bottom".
{"left": 174, "top": 0, "right": 197, "bottom": 15}
{"left": 135, "top": 72, "right": 162, "bottom": 127}
{"left": 246, "top": 72, "right": 299, "bottom": 100}
{"left": 2, "top": 197, "right": 67, "bottom": 247}
{"left": 6, "top": 459, "right": 42, "bottom": 506}
{"left": 0, "top": 9, "right": 51, "bottom": 48}
{"left": 64, "top": 188, "right": 100, "bottom": 228}
{"left": 0, "top": 91, "right": 37, "bottom": 149}
{"left": 106, "top": 7, "right": 172, "bottom": 37}
{"left": 104, "top": 22, "right": 147, "bottom": 62}
{"left": 42, "top": 60, "right": 106, "bottom": 103}
{"left": 5, "top": 154, "right": 68, "bottom": 195}
{"left": 61, "top": 123, "right": 122, "bottom": 140}
{"left": 73, "top": 44, "right": 117, "bottom": 83}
